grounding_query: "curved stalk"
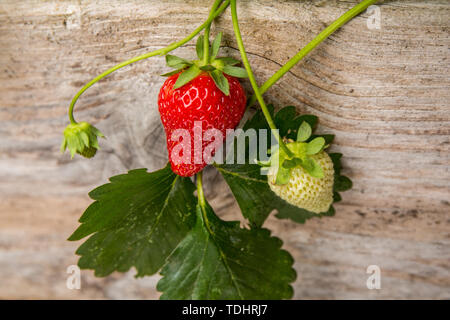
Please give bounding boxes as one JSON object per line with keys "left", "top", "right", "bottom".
{"left": 196, "top": 171, "right": 215, "bottom": 234}
{"left": 68, "top": 0, "right": 230, "bottom": 124}
{"left": 247, "top": 0, "right": 378, "bottom": 107}
{"left": 230, "top": 0, "right": 293, "bottom": 157}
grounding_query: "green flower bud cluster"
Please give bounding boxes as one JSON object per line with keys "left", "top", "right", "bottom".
{"left": 61, "top": 122, "right": 104, "bottom": 159}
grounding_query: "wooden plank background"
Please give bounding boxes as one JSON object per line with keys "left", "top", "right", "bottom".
{"left": 0, "top": 0, "right": 449, "bottom": 299}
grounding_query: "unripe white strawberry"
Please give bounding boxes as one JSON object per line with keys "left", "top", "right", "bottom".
{"left": 268, "top": 151, "right": 334, "bottom": 213}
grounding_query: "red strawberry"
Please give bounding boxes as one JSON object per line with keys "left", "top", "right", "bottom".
{"left": 158, "top": 72, "right": 246, "bottom": 177}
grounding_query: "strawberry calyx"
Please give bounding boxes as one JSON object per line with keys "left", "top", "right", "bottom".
{"left": 162, "top": 32, "right": 248, "bottom": 96}
{"left": 61, "top": 121, "right": 105, "bottom": 159}
{"left": 261, "top": 121, "right": 329, "bottom": 185}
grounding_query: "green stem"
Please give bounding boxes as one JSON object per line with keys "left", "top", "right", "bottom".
{"left": 196, "top": 171, "right": 215, "bottom": 235}
{"left": 230, "top": 0, "right": 293, "bottom": 157}
{"left": 203, "top": 25, "right": 210, "bottom": 64}
{"left": 68, "top": 0, "right": 230, "bottom": 124}
{"left": 247, "top": 0, "right": 378, "bottom": 107}
{"left": 204, "top": 0, "right": 223, "bottom": 65}
{"left": 196, "top": 172, "right": 206, "bottom": 207}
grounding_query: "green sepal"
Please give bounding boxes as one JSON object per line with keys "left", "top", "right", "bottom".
{"left": 61, "top": 121, "right": 105, "bottom": 159}
{"left": 311, "top": 134, "right": 335, "bottom": 145}
{"left": 161, "top": 69, "right": 184, "bottom": 77}
{"left": 263, "top": 137, "right": 326, "bottom": 185}
{"left": 199, "top": 65, "right": 216, "bottom": 71}
{"left": 210, "top": 69, "right": 230, "bottom": 96}
{"left": 60, "top": 137, "right": 67, "bottom": 153}
{"left": 174, "top": 64, "right": 201, "bottom": 89}
{"left": 210, "top": 32, "right": 222, "bottom": 60}
{"left": 222, "top": 65, "right": 248, "bottom": 78}
{"left": 162, "top": 31, "right": 245, "bottom": 94}
{"left": 276, "top": 166, "right": 291, "bottom": 185}
{"left": 297, "top": 121, "right": 312, "bottom": 142}
{"left": 196, "top": 35, "right": 205, "bottom": 60}
{"left": 282, "top": 158, "right": 302, "bottom": 169}
{"left": 306, "top": 137, "right": 326, "bottom": 155}
{"left": 166, "top": 55, "right": 191, "bottom": 68}
{"left": 215, "top": 57, "right": 240, "bottom": 66}
{"left": 301, "top": 157, "right": 324, "bottom": 178}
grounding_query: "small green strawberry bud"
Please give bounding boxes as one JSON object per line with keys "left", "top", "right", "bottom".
{"left": 61, "top": 122, "right": 105, "bottom": 159}
{"left": 79, "top": 146, "right": 98, "bottom": 158}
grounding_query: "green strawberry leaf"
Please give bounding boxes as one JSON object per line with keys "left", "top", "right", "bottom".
{"left": 276, "top": 205, "right": 334, "bottom": 223}
{"left": 274, "top": 106, "right": 297, "bottom": 138}
{"left": 196, "top": 35, "right": 204, "bottom": 60}
{"left": 222, "top": 65, "right": 248, "bottom": 78}
{"left": 335, "top": 175, "right": 353, "bottom": 192}
{"left": 243, "top": 104, "right": 276, "bottom": 154}
{"left": 174, "top": 64, "right": 201, "bottom": 89}
{"left": 157, "top": 199, "right": 296, "bottom": 299}
{"left": 293, "top": 114, "right": 319, "bottom": 129}
{"left": 68, "top": 164, "right": 197, "bottom": 277}
{"left": 273, "top": 107, "right": 318, "bottom": 140}
{"left": 210, "top": 69, "right": 230, "bottom": 96}
{"left": 297, "top": 121, "right": 312, "bottom": 142}
{"left": 330, "top": 153, "right": 343, "bottom": 175}
{"left": 334, "top": 191, "right": 342, "bottom": 202}
{"left": 210, "top": 32, "right": 222, "bottom": 60}
{"left": 244, "top": 104, "right": 275, "bottom": 130}
{"left": 329, "top": 152, "right": 352, "bottom": 191}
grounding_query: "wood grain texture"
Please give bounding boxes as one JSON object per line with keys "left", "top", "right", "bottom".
{"left": 0, "top": 0, "right": 449, "bottom": 299}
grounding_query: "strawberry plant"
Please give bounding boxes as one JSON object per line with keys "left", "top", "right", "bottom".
{"left": 62, "top": 0, "right": 378, "bottom": 299}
